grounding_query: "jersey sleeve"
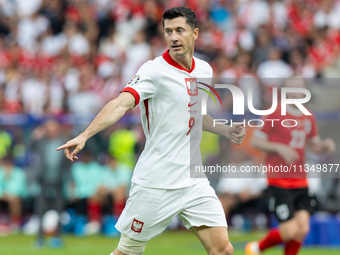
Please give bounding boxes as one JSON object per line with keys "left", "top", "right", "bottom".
{"left": 121, "top": 61, "right": 159, "bottom": 106}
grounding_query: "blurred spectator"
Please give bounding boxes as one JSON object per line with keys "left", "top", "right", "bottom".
{"left": 257, "top": 47, "right": 293, "bottom": 107}
{"left": 0, "top": 154, "right": 27, "bottom": 235}
{"left": 308, "top": 27, "right": 340, "bottom": 76}
{"left": 221, "top": 18, "right": 254, "bottom": 58}
{"left": 289, "top": 49, "right": 316, "bottom": 78}
{"left": 67, "top": 66, "right": 104, "bottom": 115}
{"left": 68, "top": 149, "right": 104, "bottom": 235}
{"left": 0, "top": 0, "right": 339, "bottom": 118}
{"left": 253, "top": 26, "right": 272, "bottom": 65}
{"left": 16, "top": 0, "right": 43, "bottom": 17}
{"left": 220, "top": 52, "right": 262, "bottom": 112}
{"left": 20, "top": 71, "right": 48, "bottom": 115}
{"left": 98, "top": 26, "right": 123, "bottom": 60}
{"left": 17, "top": 11, "right": 50, "bottom": 54}
{"left": 98, "top": 156, "right": 131, "bottom": 216}
{"left": 40, "top": 0, "right": 65, "bottom": 34}
{"left": 314, "top": 0, "right": 340, "bottom": 30}
{"left": 62, "top": 21, "right": 90, "bottom": 57}
{"left": 238, "top": 0, "right": 270, "bottom": 31}
{"left": 0, "top": 127, "right": 12, "bottom": 158}
{"left": 108, "top": 126, "right": 137, "bottom": 168}
{"left": 122, "top": 30, "right": 151, "bottom": 84}
{"left": 29, "top": 118, "right": 71, "bottom": 247}
{"left": 257, "top": 47, "right": 293, "bottom": 79}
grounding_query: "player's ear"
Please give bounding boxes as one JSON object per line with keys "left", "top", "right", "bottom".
{"left": 193, "top": 28, "right": 199, "bottom": 40}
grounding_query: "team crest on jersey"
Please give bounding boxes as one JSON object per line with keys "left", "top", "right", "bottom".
{"left": 185, "top": 78, "right": 198, "bottom": 96}
{"left": 131, "top": 218, "right": 144, "bottom": 233}
{"left": 128, "top": 75, "right": 140, "bottom": 86}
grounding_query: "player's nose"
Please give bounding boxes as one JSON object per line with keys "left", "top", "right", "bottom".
{"left": 171, "top": 32, "right": 179, "bottom": 41}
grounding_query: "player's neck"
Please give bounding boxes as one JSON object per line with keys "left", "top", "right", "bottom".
{"left": 169, "top": 49, "right": 194, "bottom": 71}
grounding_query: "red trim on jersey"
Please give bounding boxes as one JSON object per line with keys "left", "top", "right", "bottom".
{"left": 162, "top": 50, "right": 195, "bottom": 73}
{"left": 144, "top": 99, "right": 150, "bottom": 132}
{"left": 121, "top": 87, "right": 140, "bottom": 106}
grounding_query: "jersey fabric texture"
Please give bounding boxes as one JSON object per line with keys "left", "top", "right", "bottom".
{"left": 121, "top": 50, "right": 212, "bottom": 189}
{"left": 254, "top": 105, "right": 319, "bottom": 189}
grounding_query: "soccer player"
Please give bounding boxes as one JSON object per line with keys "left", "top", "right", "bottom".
{"left": 57, "top": 7, "right": 246, "bottom": 255}
{"left": 245, "top": 77, "right": 336, "bottom": 255}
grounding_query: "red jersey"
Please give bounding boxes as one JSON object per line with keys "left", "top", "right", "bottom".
{"left": 255, "top": 105, "right": 319, "bottom": 189}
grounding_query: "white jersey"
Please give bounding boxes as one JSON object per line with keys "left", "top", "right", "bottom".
{"left": 121, "top": 50, "right": 211, "bottom": 189}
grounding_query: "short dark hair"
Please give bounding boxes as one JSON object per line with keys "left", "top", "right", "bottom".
{"left": 162, "top": 7, "right": 197, "bottom": 30}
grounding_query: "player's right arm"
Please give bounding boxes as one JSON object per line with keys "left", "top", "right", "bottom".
{"left": 57, "top": 92, "right": 135, "bottom": 161}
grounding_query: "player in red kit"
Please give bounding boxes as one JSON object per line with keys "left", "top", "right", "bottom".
{"left": 245, "top": 77, "right": 336, "bottom": 255}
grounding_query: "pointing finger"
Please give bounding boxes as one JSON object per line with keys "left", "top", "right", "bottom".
{"left": 57, "top": 144, "right": 69, "bottom": 151}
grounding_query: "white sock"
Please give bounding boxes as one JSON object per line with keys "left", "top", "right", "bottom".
{"left": 251, "top": 242, "right": 261, "bottom": 253}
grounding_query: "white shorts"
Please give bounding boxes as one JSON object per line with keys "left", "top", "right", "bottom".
{"left": 115, "top": 181, "right": 227, "bottom": 241}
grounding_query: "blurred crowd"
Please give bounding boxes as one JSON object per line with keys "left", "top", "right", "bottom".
{"left": 0, "top": 118, "right": 135, "bottom": 239}
{"left": 0, "top": 0, "right": 340, "bottom": 115}
{"left": 1, "top": 0, "right": 340, "bottom": 238}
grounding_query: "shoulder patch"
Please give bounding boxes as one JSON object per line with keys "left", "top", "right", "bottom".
{"left": 128, "top": 75, "right": 141, "bottom": 86}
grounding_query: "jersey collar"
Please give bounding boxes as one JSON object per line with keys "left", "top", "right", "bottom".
{"left": 162, "top": 50, "right": 195, "bottom": 73}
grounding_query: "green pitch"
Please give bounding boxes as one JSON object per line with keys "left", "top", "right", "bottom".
{"left": 1, "top": 231, "right": 339, "bottom": 255}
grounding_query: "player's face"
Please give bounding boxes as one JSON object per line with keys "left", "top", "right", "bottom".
{"left": 284, "top": 78, "right": 306, "bottom": 99}
{"left": 164, "top": 17, "right": 198, "bottom": 58}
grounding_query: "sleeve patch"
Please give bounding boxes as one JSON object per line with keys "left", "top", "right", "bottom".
{"left": 127, "top": 75, "right": 141, "bottom": 86}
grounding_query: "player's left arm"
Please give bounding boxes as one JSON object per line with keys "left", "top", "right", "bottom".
{"left": 202, "top": 114, "right": 246, "bottom": 145}
{"left": 308, "top": 136, "right": 336, "bottom": 154}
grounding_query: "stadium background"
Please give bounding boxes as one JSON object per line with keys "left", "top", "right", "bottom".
{"left": 0, "top": 0, "right": 340, "bottom": 254}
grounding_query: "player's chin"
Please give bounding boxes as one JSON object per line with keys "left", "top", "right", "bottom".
{"left": 170, "top": 47, "right": 184, "bottom": 55}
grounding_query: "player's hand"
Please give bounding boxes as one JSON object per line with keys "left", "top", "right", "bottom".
{"left": 275, "top": 144, "right": 299, "bottom": 164}
{"left": 226, "top": 123, "right": 246, "bottom": 145}
{"left": 56, "top": 134, "right": 87, "bottom": 162}
{"left": 322, "top": 138, "right": 336, "bottom": 153}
